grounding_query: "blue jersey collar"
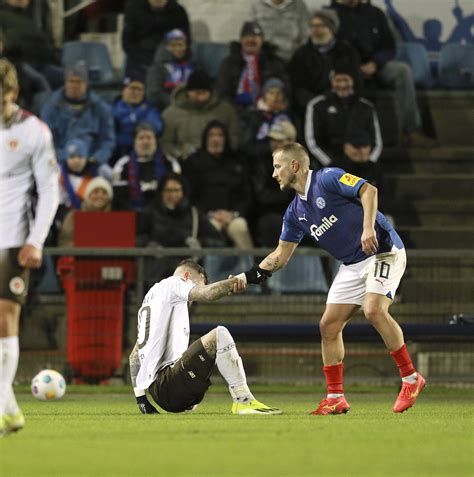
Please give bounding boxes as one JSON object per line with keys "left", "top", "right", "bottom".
{"left": 298, "top": 170, "right": 313, "bottom": 201}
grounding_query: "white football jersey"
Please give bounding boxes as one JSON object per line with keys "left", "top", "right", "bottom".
{"left": 0, "top": 106, "right": 59, "bottom": 249}
{"left": 136, "top": 276, "right": 197, "bottom": 389}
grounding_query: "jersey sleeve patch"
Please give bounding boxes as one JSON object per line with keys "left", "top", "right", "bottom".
{"left": 339, "top": 173, "right": 362, "bottom": 187}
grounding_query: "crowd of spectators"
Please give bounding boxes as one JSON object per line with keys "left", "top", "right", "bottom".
{"left": 2, "top": 0, "right": 447, "bottom": 273}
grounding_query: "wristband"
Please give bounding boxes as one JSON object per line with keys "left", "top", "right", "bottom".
{"left": 244, "top": 266, "right": 272, "bottom": 285}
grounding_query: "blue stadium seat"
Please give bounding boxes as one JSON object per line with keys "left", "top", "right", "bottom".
{"left": 190, "top": 42, "right": 229, "bottom": 79}
{"left": 395, "top": 42, "right": 433, "bottom": 87}
{"left": 438, "top": 43, "right": 474, "bottom": 89}
{"left": 267, "top": 255, "right": 328, "bottom": 294}
{"left": 62, "top": 41, "right": 116, "bottom": 86}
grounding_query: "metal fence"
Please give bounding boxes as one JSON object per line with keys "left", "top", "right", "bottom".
{"left": 18, "top": 247, "right": 474, "bottom": 385}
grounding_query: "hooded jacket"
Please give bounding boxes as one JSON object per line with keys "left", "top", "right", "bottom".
{"left": 216, "top": 41, "right": 289, "bottom": 105}
{"left": 183, "top": 121, "right": 252, "bottom": 217}
{"left": 330, "top": 0, "right": 396, "bottom": 68}
{"left": 160, "top": 85, "right": 240, "bottom": 159}
{"left": 41, "top": 89, "right": 116, "bottom": 165}
{"left": 122, "top": 0, "right": 190, "bottom": 70}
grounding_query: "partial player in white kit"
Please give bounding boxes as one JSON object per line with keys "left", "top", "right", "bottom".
{"left": 239, "top": 143, "right": 426, "bottom": 415}
{"left": 129, "top": 259, "right": 281, "bottom": 415}
{"left": 0, "top": 59, "right": 59, "bottom": 436}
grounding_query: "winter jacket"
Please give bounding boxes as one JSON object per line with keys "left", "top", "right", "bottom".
{"left": 249, "top": 143, "right": 294, "bottom": 217}
{"left": 304, "top": 92, "right": 382, "bottom": 166}
{"left": 161, "top": 85, "right": 240, "bottom": 159}
{"left": 216, "top": 42, "right": 289, "bottom": 105}
{"left": 146, "top": 45, "right": 197, "bottom": 110}
{"left": 331, "top": 0, "right": 396, "bottom": 69}
{"left": 251, "top": 0, "right": 310, "bottom": 62}
{"left": 0, "top": 3, "right": 59, "bottom": 65}
{"left": 112, "top": 98, "right": 164, "bottom": 157}
{"left": 137, "top": 198, "right": 224, "bottom": 248}
{"left": 183, "top": 136, "right": 252, "bottom": 217}
{"left": 41, "top": 89, "right": 116, "bottom": 165}
{"left": 288, "top": 39, "right": 360, "bottom": 114}
{"left": 122, "top": 0, "right": 190, "bottom": 71}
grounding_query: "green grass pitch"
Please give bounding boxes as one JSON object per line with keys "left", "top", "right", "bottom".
{"left": 1, "top": 385, "right": 473, "bottom": 477}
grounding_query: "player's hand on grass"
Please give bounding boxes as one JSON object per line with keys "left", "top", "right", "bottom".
{"left": 361, "top": 227, "right": 379, "bottom": 255}
{"left": 136, "top": 395, "right": 159, "bottom": 414}
{"left": 18, "top": 244, "right": 42, "bottom": 268}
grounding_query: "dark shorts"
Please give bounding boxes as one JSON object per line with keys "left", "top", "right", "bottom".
{"left": 148, "top": 339, "right": 215, "bottom": 413}
{"left": 0, "top": 248, "right": 30, "bottom": 305}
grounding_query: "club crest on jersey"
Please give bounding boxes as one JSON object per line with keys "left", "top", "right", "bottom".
{"left": 9, "top": 277, "right": 25, "bottom": 295}
{"left": 339, "top": 173, "right": 362, "bottom": 187}
{"left": 6, "top": 139, "right": 20, "bottom": 151}
{"left": 316, "top": 197, "right": 326, "bottom": 209}
{"left": 310, "top": 215, "right": 338, "bottom": 241}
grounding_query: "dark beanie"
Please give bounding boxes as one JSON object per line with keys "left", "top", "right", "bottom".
{"left": 330, "top": 62, "right": 355, "bottom": 78}
{"left": 185, "top": 70, "right": 212, "bottom": 91}
{"left": 345, "top": 129, "right": 371, "bottom": 147}
{"left": 240, "top": 21, "right": 264, "bottom": 37}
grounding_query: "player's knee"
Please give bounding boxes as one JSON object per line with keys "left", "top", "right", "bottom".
{"left": 319, "top": 316, "right": 343, "bottom": 339}
{"left": 364, "top": 306, "right": 387, "bottom": 323}
{"left": 216, "top": 325, "right": 234, "bottom": 350}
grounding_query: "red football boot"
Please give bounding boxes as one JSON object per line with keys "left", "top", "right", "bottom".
{"left": 393, "top": 373, "right": 426, "bottom": 413}
{"left": 309, "top": 396, "right": 350, "bottom": 415}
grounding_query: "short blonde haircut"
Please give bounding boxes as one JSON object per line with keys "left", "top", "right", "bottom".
{"left": 0, "top": 58, "right": 19, "bottom": 94}
{"left": 272, "top": 142, "right": 310, "bottom": 171}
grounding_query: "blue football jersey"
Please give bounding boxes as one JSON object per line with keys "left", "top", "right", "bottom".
{"left": 280, "top": 168, "right": 404, "bottom": 264}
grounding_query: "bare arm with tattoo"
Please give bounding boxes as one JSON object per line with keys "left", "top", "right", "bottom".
{"left": 129, "top": 343, "right": 159, "bottom": 414}
{"left": 188, "top": 276, "right": 244, "bottom": 303}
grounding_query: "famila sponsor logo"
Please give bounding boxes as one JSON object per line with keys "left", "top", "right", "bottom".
{"left": 310, "top": 215, "right": 338, "bottom": 241}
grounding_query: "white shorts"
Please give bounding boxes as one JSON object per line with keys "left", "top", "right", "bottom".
{"left": 327, "top": 248, "right": 406, "bottom": 306}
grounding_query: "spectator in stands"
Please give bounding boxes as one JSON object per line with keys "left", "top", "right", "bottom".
{"left": 304, "top": 64, "right": 384, "bottom": 192}
{"left": 0, "top": 0, "right": 63, "bottom": 88}
{"left": 112, "top": 71, "right": 163, "bottom": 159}
{"left": 122, "top": 0, "right": 190, "bottom": 74}
{"left": 250, "top": 120, "right": 296, "bottom": 247}
{"left": 146, "top": 29, "right": 196, "bottom": 111}
{"left": 0, "top": 27, "right": 50, "bottom": 111}
{"left": 161, "top": 70, "right": 240, "bottom": 161}
{"left": 250, "top": 0, "right": 310, "bottom": 63}
{"left": 241, "top": 77, "right": 293, "bottom": 150}
{"left": 137, "top": 172, "right": 226, "bottom": 286}
{"left": 112, "top": 122, "right": 180, "bottom": 211}
{"left": 331, "top": 0, "right": 436, "bottom": 147}
{"left": 183, "top": 120, "right": 254, "bottom": 249}
{"left": 41, "top": 63, "right": 116, "bottom": 167}
{"left": 287, "top": 8, "right": 360, "bottom": 116}
{"left": 58, "top": 176, "right": 114, "bottom": 247}
{"left": 217, "top": 21, "right": 288, "bottom": 109}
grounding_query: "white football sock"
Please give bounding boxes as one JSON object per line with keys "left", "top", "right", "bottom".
{"left": 402, "top": 372, "right": 418, "bottom": 384}
{"left": 215, "top": 326, "right": 254, "bottom": 403}
{"left": 0, "top": 336, "right": 20, "bottom": 415}
{"left": 327, "top": 393, "right": 344, "bottom": 399}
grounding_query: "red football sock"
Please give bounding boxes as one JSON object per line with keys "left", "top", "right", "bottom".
{"left": 323, "top": 363, "right": 344, "bottom": 394}
{"left": 390, "top": 344, "right": 416, "bottom": 378}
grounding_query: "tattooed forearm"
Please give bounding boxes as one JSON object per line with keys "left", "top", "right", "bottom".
{"left": 263, "top": 254, "right": 281, "bottom": 272}
{"left": 129, "top": 343, "right": 140, "bottom": 388}
{"left": 189, "top": 278, "right": 235, "bottom": 303}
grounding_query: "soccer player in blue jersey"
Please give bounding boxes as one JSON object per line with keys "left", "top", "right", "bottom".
{"left": 241, "top": 142, "right": 426, "bottom": 414}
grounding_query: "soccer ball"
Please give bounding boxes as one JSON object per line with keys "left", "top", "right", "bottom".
{"left": 31, "top": 369, "right": 66, "bottom": 401}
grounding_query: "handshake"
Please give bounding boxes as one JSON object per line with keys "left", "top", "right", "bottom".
{"left": 229, "top": 265, "right": 272, "bottom": 293}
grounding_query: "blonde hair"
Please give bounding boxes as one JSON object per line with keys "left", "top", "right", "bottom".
{"left": 0, "top": 58, "right": 19, "bottom": 94}
{"left": 272, "top": 142, "right": 310, "bottom": 172}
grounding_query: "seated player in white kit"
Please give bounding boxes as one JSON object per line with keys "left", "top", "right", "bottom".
{"left": 129, "top": 259, "right": 281, "bottom": 415}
